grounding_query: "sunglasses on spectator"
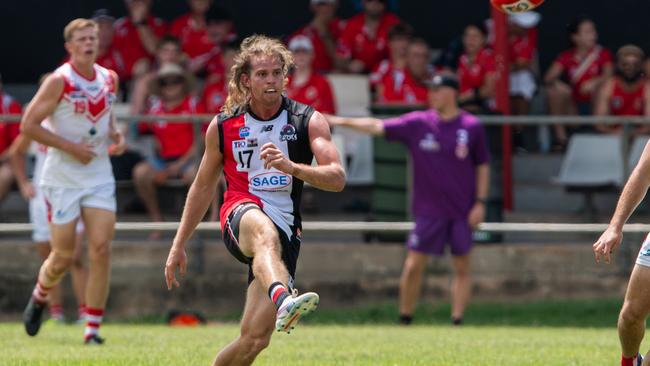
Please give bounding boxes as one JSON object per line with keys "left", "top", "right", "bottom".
{"left": 159, "top": 77, "right": 185, "bottom": 87}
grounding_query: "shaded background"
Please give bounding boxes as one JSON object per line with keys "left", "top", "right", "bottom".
{"left": 1, "top": 0, "right": 649, "bottom": 83}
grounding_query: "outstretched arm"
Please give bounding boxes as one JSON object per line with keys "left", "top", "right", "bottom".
{"left": 593, "top": 140, "right": 650, "bottom": 263}
{"left": 260, "top": 111, "right": 345, "bottom": 192}
{"left": 165, "top": 118, "right": 224, "bottom": 289}
{"left": 325, "top": 114, "right": 385, "bottom": 136}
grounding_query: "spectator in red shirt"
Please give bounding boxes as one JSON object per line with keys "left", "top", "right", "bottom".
{"left": 286, "top": 36, "right": 337, "bottom": 114}
{"left": 0, "top": 73, "right": 22, "bottom": 204}
{"left": 133, "top": 64, "right": 203, "bottom": 231}
{"left": 199, "top": 7, "right": 237, "bottom": 82}
{"left": 91, "top": 9, "right": 127, "bottom": 81}
{"left": 337, "top": 0, "right": 400, "bottom": 73}
{"left": 544, "top": 16, "right": 613, "bottom": 149}
{"left": 455, "top": 21, "right": 496, "bottom": 113}
{"left": 375, "top": 38, "right": 432, "bottom": 106}
{"left": 130, "top": 36, "right": 186, "bottom": 116}
{"left": 594, "top": 45, "right": 650, "bottom": 135}
{"left": 287, "top": 0, "right": 346, "bottom": 74}
{"left": 508, "top": 12, "right": 540, "bottom": 116}
{"left": 369, "top": 23, "right": 413, "bottom": 90}
{"left": 113, "top": 0, "right": 168, "bottom": 80}
{"left": 202, "top": 38, "right": 240, "bottom": 114}
{"left": 170, "top": 0, "right": 214, "bottom": 67}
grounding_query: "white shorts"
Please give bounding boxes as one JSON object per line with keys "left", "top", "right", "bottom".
{"left": 509, "top": 70, "right": 537, "bottom": 101}
{"left": 30, "top": 188, "right": 84, "bottom": 242}
{"left": 636, "top": 234, "right": 650, "bottom": 268}
{"left": 41, "top": 183, "right": 116, "bottom": 225}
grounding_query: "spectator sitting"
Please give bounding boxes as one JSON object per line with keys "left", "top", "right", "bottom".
{"left": 508, "top": 12, "right": 540, "bottom": 116}
{"left": 0, "top": 73, "right": 22, "bottom": 205}
{"left": 594, "top": 45, "right": 650, "bottom": 136}
{"left": 132, "top": 64, "right": 204, "bottom": 236}
{"left": 194, "top": 6, "right": 237, "bottom": 81}
{"left": 375, "top": 37, "right": 432, "bottom": 106}
{"left": 287, "top": 0, "right": 346, "bottom": 74}
{"left": 455, "top": 21, "right": 496, "bottom": 113}
{"left": 92, "top": 9, "right": 127, "bottom": 82}
{"left": 170, "top": 0, "right": 214, "bottom": 70}
{"left": 113, "top": 0, "right": 168, "bottom": 81}
{"left": 369, "top": 22, "right": 414, "bottom": 92}
{"left": 337, "top": 0, "right": 400, "bottom": 74}
{"left": 286, "top": 36, "right": 337, "bottom": 114}
{"left": 544, "top": 15, "right": 613, "bottom": 150}
{"left": 129, "top": 36, "right": 186, "bottom": 116}
{"left": 202, "top": 38, "right": 240, "bottom": 114}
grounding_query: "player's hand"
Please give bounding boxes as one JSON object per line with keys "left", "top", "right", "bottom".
{"left": 468, "top": 202, "right": 486, "bottom": 229}
{"left": 165, "top": 244, "right": 187, "bottom": 290}
{"left": 108, "top": 132, "right": 127, "bottom": 156}
{"left": 593, "top": 227, "right": 623, "bottom": 264}
{"left": 68, "top": 143, "right": 97, "bottom": 165}
{"left": 19, "top": 182, "right": 36, "bottom": 200}
{"left": 260, "top": 143, "right": 295, "bottom": 174}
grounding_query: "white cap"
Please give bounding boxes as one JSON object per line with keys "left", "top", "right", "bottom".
{"left": 288, "top": 35, "right": 314, "bottom": 52}
{"left": 509, "top": 11, "right": 541, "bottom": 29}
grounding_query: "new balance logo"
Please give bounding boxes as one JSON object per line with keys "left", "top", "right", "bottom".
{"left": 262, "top": 125, "right": 274, "bottom": 132}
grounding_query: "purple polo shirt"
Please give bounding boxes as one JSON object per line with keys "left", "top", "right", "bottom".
{"left": 383, "top": 109, "right": 490, "bottom": 220}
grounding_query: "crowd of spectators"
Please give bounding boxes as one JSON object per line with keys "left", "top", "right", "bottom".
{"left": 2, "top": 0, "right": 650, "bottom": 226}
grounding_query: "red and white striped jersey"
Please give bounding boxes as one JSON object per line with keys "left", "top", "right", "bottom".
{"left": 217, "top": 97, "right": 315, "bottom": 238}
{"left": 41, "top": 62, "right": 116, "bottom": 188}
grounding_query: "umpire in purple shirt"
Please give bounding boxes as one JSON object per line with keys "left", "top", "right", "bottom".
{"left": 326, "top": 74, "right": 490, "bottom": 325}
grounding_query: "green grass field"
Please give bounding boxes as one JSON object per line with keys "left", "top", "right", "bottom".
{"left": 2, "top": 300, "right": 648, "bottom": 365}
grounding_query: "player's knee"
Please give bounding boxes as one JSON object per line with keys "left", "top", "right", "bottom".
{"left": 133, "top": 163, "right": 153, "bottom": 182}
{"left": 620, "top": 301, "right": 648, "bottom": 325}
{"left": 49, "top": 253, "right": 73, "bottom": 274}
{"left": 240, "top": 333, "right": 271, "bottom": 355}
{"left": 88, "top": 241, "right": 111, "bottom": 262}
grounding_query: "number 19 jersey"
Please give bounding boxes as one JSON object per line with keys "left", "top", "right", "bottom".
{"left": 217, "top": 97, "right": 314, "bottom": 238}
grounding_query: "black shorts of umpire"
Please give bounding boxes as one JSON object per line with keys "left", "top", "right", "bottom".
{"left": 222, "top": 203, "right": 301, "bottom": 285}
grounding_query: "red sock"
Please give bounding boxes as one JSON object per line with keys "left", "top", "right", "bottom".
{"left": 622, "top": 354, "right": 636, "bottom": 366}
{"left": 50, "top": 304, "right": 64, "bottom": 320}
{"left": 84, "top": 308, "right": 104, "bottom": 340}
{"left": 32, "top": 281, "right": 52, "bottom": 305}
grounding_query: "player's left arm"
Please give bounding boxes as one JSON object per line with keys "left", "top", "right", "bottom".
{"left": 260, "top": 111, "right": 345, "bottom": 192}
{"left": 108, "top": 71, "right": 127, "bottom": 156}
{"left": 468, "top": 164, "right": 490, "bottom": 229}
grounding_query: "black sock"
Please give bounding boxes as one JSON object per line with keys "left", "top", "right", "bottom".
{"left": 268, "top": 282, "right": 289, "bottom": 309}
{"left": 399, "top": 314, "right": 413, "bottom": 325}
{"left": 451, "top": 317, "right": 463, "bottom": 326}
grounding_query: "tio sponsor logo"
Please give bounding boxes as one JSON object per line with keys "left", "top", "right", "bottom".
{"left": 233, "top": 140, "right": 247, "bottom": 149}
{"left": 249, "top": 172, "right": 292, "bottom": 191}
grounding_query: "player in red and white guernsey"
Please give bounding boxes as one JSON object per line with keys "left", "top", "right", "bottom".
{"left": 594, "top": 45, "right": 650, "bottom": 136}
{"left": 20, "top": 19, "right": 126, "bottom": 344}
{"left": 165, "top": 35, "right": 345, "bottom": 365}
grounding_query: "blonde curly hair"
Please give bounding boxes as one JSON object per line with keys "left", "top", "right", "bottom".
{"left": 222, "top": 34, "right": 294, "bottom": 115}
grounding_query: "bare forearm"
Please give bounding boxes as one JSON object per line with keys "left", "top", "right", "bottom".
{"left": 173, "top": 180, "right": 218, "bottom": 246}
{"left": 328, "top": 115, "right": 384, "bottom": 136}
{"left": 475, "top": 164, "right": 489, "bottom": 200}
{"left": 609, "top": 172, "right": 650, "bottom": 230}
{"left": 292, "top": 162, "right": 345, "bottom": 192}
{"left": 22, "top": 124, "right": 73, "bottom": 152}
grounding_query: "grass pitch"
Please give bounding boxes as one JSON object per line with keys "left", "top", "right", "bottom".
{"left": 0, "top": 322, "right": 647, "bottom": 366}
{"left": 1, "top": 299, "right": 647, "bottom": 365}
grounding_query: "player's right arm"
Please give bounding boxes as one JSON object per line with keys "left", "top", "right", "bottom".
{"left": 165, "top": 117, "right": 224, "bottom": 290}
{"left": 7, "top": 134, "right": 35, "bottom": 199}
{"left": 20, "top": 74, "right": 96, "bottom": 164}
{"left": 324, "top": 114, "right": 385, "bottom": 136}
{"left": 593, "top": 140, "right": 650, "bottom": 264}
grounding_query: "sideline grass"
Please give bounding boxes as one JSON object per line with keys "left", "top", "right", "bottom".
{"left": 1, "top": 322, "right": 648, "bottom": 366}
